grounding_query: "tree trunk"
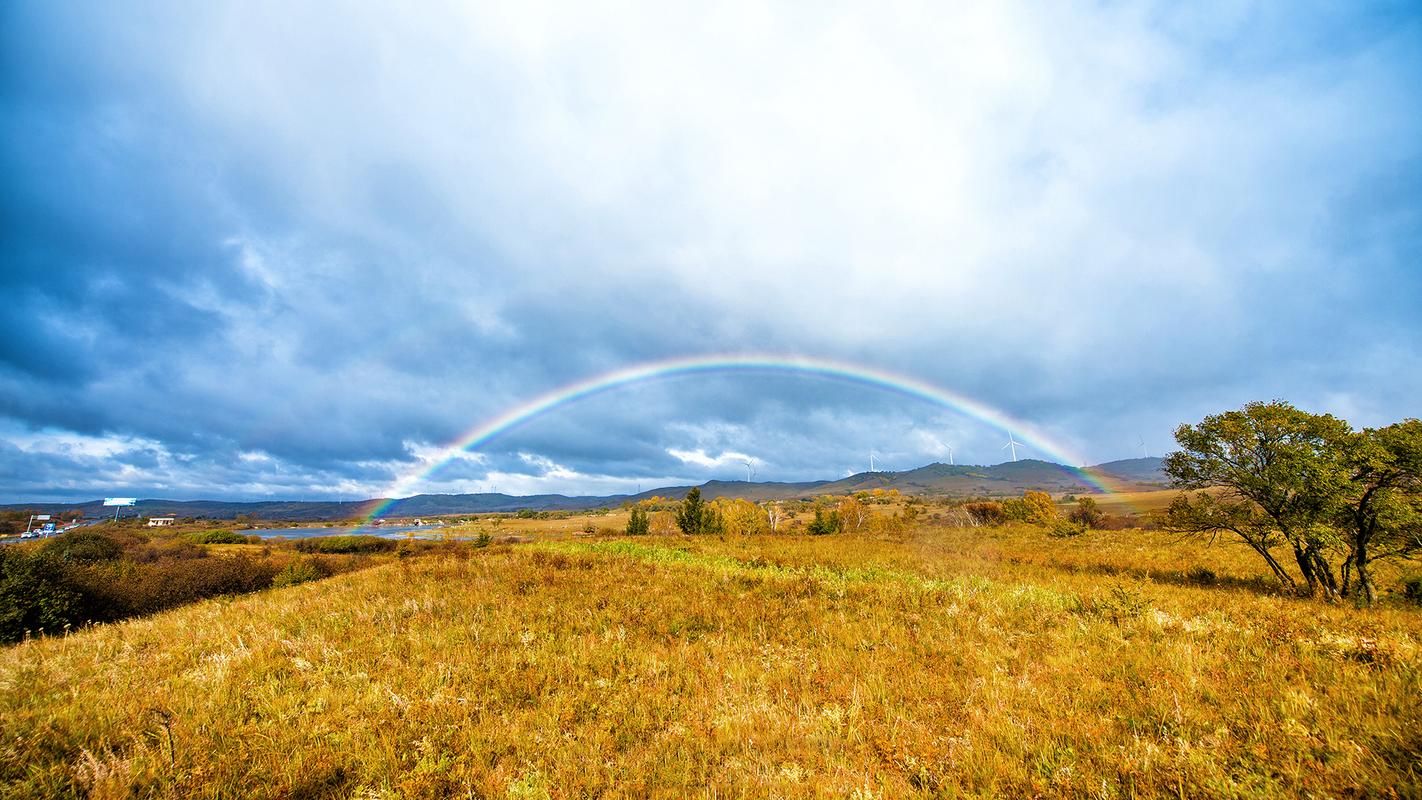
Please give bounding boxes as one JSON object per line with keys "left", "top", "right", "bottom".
{"left": 1292, "top": 541, "right": 1320, "bottom": 596}
{"left": 1307, "top": 545, "right": 1340, "bottom": 601}
{"left": 1355, "top": 539, "right": 1377, "bottom": 606}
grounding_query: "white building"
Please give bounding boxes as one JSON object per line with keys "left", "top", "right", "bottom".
{"left": 147, "top": 517, "right": 175, "bottom": 527}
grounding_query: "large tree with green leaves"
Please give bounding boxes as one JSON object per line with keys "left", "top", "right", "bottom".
{"left": 1162, "top": 401, "right": 1352, "bottom": 599}
{"left": 1337, "top": 419, "right": 1422, "bottom": 604}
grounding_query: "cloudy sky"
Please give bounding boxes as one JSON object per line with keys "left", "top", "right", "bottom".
{"left": 3, "top": 2, "right": 1420, "bottom": 502}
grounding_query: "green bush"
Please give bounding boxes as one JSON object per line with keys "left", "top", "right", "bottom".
{"left": 0, "top": 550, "right": 82, "bottom": 642}
{"left": 41, "top": 531, "right": 123, "bottom": 563}
{"left": 807, "top": 508, "right": 843, "bottom": 536}
{"left": 185, "top": 530, "right": 250, "bottom": 545}
{"left": 294, "top": 535, "right": 397, "bottom": 554}
{"left": 272, "top": 559, "right": 325, "bottom": 588}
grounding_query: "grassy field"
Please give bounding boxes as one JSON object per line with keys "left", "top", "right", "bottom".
{"left": 2, "top": 524, "right": 1419, "bottom": 798}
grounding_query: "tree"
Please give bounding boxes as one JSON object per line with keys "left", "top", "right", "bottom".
{"left": 675, "top": 488, "right": 721, "bottom": 534}
{"left": 1163, "top": 401, "right": 1352, "bottom": 599}
{"left": 1021, "top": 491, "right": 1058, "bottom": 525}
{"left": 806, "top": 507, "right": 842, "bottom": 535}
{"left": 1336, "top": 420, "right": 1422, "bottom": 604}
{"left": 765, "top": 502, "right": 784, "bottom": 533}
{"left": 1001, "top": 491, "right": 1057, "bottom": 526}
{"left": 717, "top": 499, "right": 769, "bottom": 536}
{"left": 837, "top": 495, "right": 869, "bottom": 531}
{"left": 626, "top": 505, "right": 650, "bottom": 536}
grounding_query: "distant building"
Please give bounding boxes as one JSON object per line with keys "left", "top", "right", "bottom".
{"left": 147, "top": 517, "right": 175, "bottom": 527}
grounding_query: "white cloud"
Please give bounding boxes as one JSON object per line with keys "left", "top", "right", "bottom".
{"left": 667, "top": 448, "right": 756, "bottom": 469}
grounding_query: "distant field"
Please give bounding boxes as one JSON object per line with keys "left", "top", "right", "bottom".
{"left": 1079, "top": 488, "right": 1183, "bottom": 516}
{"left": 3, "top": 523, "right": 1419, "bottom": 798}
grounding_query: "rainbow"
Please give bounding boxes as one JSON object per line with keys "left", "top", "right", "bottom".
{"left": 362, "top": 353, "right": 1122, "bottom": 521}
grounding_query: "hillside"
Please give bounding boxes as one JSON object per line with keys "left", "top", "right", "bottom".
{"left": 3, "top": 526, "right": 1417, "bottom": 797}
{"left": 2, "top": 458, "right": 1169, "bottom": 521}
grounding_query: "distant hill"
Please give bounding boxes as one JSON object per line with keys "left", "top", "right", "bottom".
{"left": 3, "top": 458, "right": 1168, "bottom": 521}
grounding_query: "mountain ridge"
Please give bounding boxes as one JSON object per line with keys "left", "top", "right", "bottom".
{"left": 2, "top": 458, "right": 1168, "bottom": 521}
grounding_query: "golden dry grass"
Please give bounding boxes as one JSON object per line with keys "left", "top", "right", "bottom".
{"left": 2, "top": 526, "right": 1419, "bottom": 798}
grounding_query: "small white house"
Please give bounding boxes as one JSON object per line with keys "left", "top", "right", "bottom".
{"left": 147, "top": 517, "right": 176, "bottom": 527}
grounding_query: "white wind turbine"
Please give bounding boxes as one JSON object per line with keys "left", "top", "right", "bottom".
{"left": 944, "top": 443, "right": 954, "bottom": 465}
{"left": 741, "top": 460, "right": 756, "bottom": 482}
{"left": 1002, "top": 432, "right": 1024, "bottom": 462}
{"left": 1137, "top": 435, "right": 1149, "bottom": 458}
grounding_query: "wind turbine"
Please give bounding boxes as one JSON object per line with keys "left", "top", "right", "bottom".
{"left": 741, "top": 460, "right": 756, "bottom": 482}
{"left": 1137, "top": 435, "right": 1149, "bottom": 459}
{"left": 945, "top": 443, "right": 954, "bottom": 466}
{"left": 1002, "top": 432, "right": 1024, "bottom": 462}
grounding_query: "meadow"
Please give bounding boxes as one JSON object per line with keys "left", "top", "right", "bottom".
{"left": 2, "top": 515, "right": 1419, "bottom": 799}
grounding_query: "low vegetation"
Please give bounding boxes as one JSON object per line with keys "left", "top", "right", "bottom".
{"left": 0, "top": 529, "right": 431, "bottom": 644}
{"left": 2, "top": 524, "right": 1418, "bottom": 798}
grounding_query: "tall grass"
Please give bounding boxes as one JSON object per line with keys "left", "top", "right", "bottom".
{"left": 1, "top": 527, "right": 1418, "bottom": 798}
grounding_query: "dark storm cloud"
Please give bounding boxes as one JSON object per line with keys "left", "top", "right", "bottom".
{"left": 2, "top": 2, "right": 1421, "bottom": 500}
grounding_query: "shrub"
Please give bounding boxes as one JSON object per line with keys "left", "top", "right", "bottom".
{"left": 272, "top": 559, "right": 325, "bottom": 588}
{"left": 964, "top": 502, "right": 1007, "bottom": 526}
{"left": 69, "top": 557, "right": 281, "bottom": 619}
{"left": 294, "top": 535, "right": 397, "bottom": 554}
{"left": 1403, "top": 575, "right": 1422, "bottom": 605}
{"left": 1022, "top": 491, "right": 1059, "bottom": 525}
{"left": 127, "top": 538, "right": 207, "bottom": 563}
{"left": 1068, "top": 497, "right": 1107, "bottom": 528}
{"left": 1000, "top": 498, "right": 1031, "bottom": 522}
{"left": 41, "top": 531, "right": 123, "bottom": 563}
{"left": 1049, "top": 519, "right": 1087, "bottom": 537}
{"left": 806, "top": 507, "right": 843, "bottom": 536}
{"left": 0, "top": 550, "right": 82, "bottom": 642}
{"left": 474, "top": 530, "right": 493, "bottom": 548}
{"left": 185, "top": 530, "right": 250, "bottom": 545}
{"left": 1187, "top": 566, "right": 1218, "bottom": 586}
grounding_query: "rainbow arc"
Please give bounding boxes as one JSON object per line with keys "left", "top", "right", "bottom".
{"left": 362, "top": 354, "right": 1124, "bottom": 522}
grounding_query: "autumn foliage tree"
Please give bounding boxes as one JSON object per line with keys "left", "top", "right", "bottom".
{"left": 715, "top": 498, "right": 770, "bottom": 536}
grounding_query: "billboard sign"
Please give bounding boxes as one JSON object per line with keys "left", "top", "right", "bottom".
{"left": 102, "top": 498, "right": 138, "bottom": 507}
{"left": 35, "top": 514, "right": 50, "bottom": 520}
